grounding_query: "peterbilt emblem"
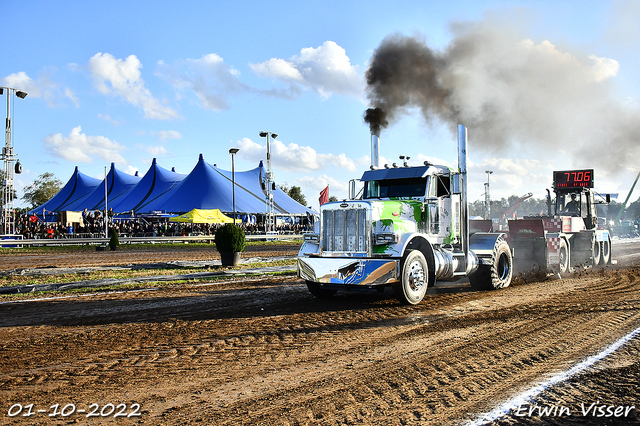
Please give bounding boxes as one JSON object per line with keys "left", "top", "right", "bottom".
{"left": 340, "top": 203, "right": 349, "bottom": 208}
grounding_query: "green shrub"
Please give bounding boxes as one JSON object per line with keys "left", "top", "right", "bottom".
{"left": 215, "top": 223, "right": 246, "bottom": 253}
{"left": 108, "top": 227, "right": 120, "bottom": 250}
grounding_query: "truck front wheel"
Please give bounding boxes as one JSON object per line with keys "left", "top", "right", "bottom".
{"left": 394, "top": 250, "right": 428, "bottom": 305}
{"left": 469, "top": 237, "right": 513, "bottom": 290}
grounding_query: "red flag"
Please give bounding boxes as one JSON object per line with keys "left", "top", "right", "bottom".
{"left": 319, "top": 185, "right": 329, "bottom": 206}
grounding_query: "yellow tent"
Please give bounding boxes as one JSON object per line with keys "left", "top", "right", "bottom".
{"left": 169, "top": 209, "right": 238, "bottom": 224}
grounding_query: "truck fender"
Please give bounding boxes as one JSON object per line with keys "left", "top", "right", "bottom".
{"left": 469, "top": 232, "right": 510, "bottom": 262}
{"left": 401, "top": 233, "right": 437, "bottom": 288}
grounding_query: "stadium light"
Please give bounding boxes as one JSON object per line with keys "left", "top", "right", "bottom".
{"left": 259, "top": 131, "right": 277, "bottom": 233}
{"left": 1, "top": 86, "right": 28, "bottom": 235}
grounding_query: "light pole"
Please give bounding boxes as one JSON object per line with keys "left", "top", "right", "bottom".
{"left": 1, "top": 87, "right": 27, "bottom": 235}
{"left": 484, "top": 170, "right": 493, "bottom": 220}
{"left": 259, "top": 131, "right": 277, "bottom": 233}
{"left": 229, "top": 148, "right": 239, "bottom": 224}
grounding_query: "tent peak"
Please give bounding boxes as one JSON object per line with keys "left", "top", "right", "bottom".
{"left": 198, "top": 153, "right": 204, "bottom": 161}
{"left": 152, "top": 158, "right": 157, "bottom": 164}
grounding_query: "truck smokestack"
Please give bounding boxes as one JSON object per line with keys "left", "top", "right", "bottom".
{"left": 458, "top": 124, "right": 469, "bottom": 260}
{"left": 364, "top": 107, "right": 387, "bottom": 169}
{"left": 371, "top": 134, "right": 380, "bottom": 168}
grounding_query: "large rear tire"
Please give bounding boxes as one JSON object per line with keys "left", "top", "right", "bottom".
{"left": 600, "top": 238, "right": 611, "bottom": 265}
{"left": 306, "top": 281, "right": 337, "bottom": 299}
{"left": 393, "top": 250, "right": 428, "bottom": 305}
{"left": 469, "top": 237, "right": 513, "bottom": 290}
{"left": 592, "top": 238, "right": 602, "bottom": 266}
{"left": 559, "top": 239, "right": 570, "bottom": 276}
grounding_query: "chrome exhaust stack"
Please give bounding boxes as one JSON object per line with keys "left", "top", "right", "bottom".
{"left": 371, "top": 134, "right": 380, "bottom": 169}
{"left": 458, "top": 124, "right": 478, "bottom": 274}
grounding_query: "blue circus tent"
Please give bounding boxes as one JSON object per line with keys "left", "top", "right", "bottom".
{"left": 29, "top": 166, "right": 102, "bottom": 215}
{"left": 144, "top": 154, "right": 267, "bottom": 214}
{"left": 212, "top": 161, "right": 316, "bottom": 215}
{"left": 110, "top": 158, "right": 185, "bottom": 214}
{"left": 30, "top": 155, "right": 316, "bottom": 217}
{"left": 63, "top": 163, "right": 142, "bottom": 212}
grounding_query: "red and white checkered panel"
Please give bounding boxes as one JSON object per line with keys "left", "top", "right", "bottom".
{"left": 543, "top": 218, "right": 562, "bottom": 232}
{"left": 547, "top": 236, "right": 561, "bottom": 253}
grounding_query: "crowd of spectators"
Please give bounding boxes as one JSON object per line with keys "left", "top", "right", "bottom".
{"left": 13, "top": 210, "right": 312, "bottom": 240}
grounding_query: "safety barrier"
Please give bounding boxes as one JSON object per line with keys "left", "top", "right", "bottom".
{"left": 0, "top": 234, "right": 302, "bottom": 247}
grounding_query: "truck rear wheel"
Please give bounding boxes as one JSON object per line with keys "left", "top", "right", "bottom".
{"left": 306, "top": 281, "right": 337, "bottom": 299}
{"left": 394, "top": 250, "right": 428, "bottom": 305}
{"left": 469, "top": 237, "right": 513, "bottom": 290}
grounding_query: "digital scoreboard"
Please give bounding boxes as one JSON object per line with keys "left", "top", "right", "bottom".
{"left": 553, "top": 169, "right": 594, "bottom": 189}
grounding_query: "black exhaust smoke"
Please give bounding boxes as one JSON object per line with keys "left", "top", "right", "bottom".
{"left": 362, "top": 22, "right": 640, "bottom": 174}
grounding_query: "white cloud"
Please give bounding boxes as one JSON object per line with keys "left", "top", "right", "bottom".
{"left": 295, "top": 174, "right": 348, "bottom": 193}
{"left": 587, "top": 54, "right": 620, "bottom": 82}
{"left": 98, "top": 113, "right": 125, "bottom": 125}
{"left": 88, "top": 53, "right": 179, "bottom": 120}
{"left": 44, "top": 126, "right": 127, "bottom": 164}
{"left": 151, "top": 130, "right": 181, "bottom": 141}
{"left": 137, "top": 144, "right": 170, "bottom": 156}
{"left": 250, "top": 41, "right": 364, "bottom": 100}
{"left": 236, "top": 137, "right": 357, "bottom": 172}
{"left": 156, "top": 54, "right": 252, "bottom": 111}
{"left": 1, "top": 71, "right": 77, "bottom": 108}
{"left": 124, "top": 165, "right": 139, "bottom": 176}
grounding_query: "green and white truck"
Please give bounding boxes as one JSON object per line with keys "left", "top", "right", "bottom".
{"left": 298, "top": 125, "right": 513, "bottom": 304}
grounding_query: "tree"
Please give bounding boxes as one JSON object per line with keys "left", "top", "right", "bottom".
{"left": 278, "top": 183, "right": 307, "bottom": 206}
{"left": 329, "top": 196, "right": 338, "bottom": 202}
{"left": 287, "top": 186, "right": 307, "bottom": 206}
{"left": 22, "top": 172, "right": 62, "bottom": 210}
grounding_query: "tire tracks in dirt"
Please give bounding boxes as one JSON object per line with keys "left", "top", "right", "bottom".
{"left": 1, "top": 265, "right": 639, "bottom": 425}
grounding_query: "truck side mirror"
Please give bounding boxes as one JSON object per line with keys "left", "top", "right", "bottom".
{"left": 451, "top": 173, "right": 461, "bottom": 194}
{"left": 606, "top": 194, "right": 611, "bottom": 203}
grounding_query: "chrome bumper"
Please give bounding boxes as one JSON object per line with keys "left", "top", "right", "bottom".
{"left": 297, "top": 256, "right": 399, "bottom": 285}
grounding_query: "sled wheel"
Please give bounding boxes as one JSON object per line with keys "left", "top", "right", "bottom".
{"left": 592, "top": 238, "right": 601, "bottom": 266}
{"left": 600, "top": 238, "right": 611, "bottom": 265}
{"left": 393, "top": 250, "right": 428, "bottom": 305}
{"left": 559, "top": 239, "right": 570, "bottom": 276}
{"left": 306, "top": 281, "right": 337, "bottom": 299}
{"left": 469, "top": 236, "right": 513, "bottom": 290}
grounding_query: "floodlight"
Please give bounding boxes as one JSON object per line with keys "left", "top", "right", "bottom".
{"left": 16, "top": 91, "right": 27, "bottom": 99}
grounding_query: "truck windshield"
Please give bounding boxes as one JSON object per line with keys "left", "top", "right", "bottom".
{"left": 363, "top": 177, "right": 428, "bottom": 199}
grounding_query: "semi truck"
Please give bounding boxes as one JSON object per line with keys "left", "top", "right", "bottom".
{"left": 506, "top": 169, "right": 612, "bottom": 275}
{"left": 297, "top": 125, "right": 513, "bottom": 305}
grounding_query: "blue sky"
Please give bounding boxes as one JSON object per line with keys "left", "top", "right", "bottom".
{"left": 2, "top": 0, "right": 640, "bottom": 210}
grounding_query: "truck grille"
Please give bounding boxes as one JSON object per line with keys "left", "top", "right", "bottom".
{"left": 322, "top": 208, "right": 368, "bottom": 253}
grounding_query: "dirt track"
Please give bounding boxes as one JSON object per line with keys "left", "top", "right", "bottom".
{"left": 0, "top": 242, "right": 639, "bottom": 425}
